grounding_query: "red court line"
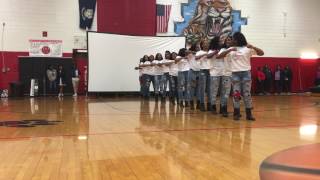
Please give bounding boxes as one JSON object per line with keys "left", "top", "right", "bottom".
{"left": 0, "top": 123, "right": 309, "bottom": 141}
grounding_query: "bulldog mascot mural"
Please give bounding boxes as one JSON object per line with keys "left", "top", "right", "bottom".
{"left": 183, "top": 0, "right": 233, "bottom": 44}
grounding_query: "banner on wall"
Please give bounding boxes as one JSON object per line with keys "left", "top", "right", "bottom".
{"left": 79, "top": 0, "right": 96, "bottom": 30}
{"left": 29, "top": 40, "right": 63, "bottom": 57}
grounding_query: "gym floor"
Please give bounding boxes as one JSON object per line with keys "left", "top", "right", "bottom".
{"left": 0, "top": 95, "right": 319, "bottom": 180}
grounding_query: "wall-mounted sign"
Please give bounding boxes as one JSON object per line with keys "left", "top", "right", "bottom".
{"left": 29, "top": 40, "right": 63, "bottom": 57}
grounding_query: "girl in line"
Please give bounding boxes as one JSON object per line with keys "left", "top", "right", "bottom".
{"left": 176, "top": 48, "right": 191, "bottom": 107}
{"left": 168, "top": 52, "right": 179, "bottom": 104}
{"left": 208, "top": 36, "right": 223, "bottom": 114}
{"left": 216, "top": 36, "right": 234, "bottom": 117}
{"left": 219, "top": 32, "right": 264, "bottom": 121}
{"left": 188, "top": 44, "right": 201, "bottom": 110}
{"left": 159, "top": 51, "right": 172, "bottom": 101}
{"left": 139, "top": 55, "right": 159, "bottom": 100}
{"left": 196, "top": 40, "right": 211, "bottom": 111}
{"left": 153, "top": 53, "right": 164, "bottom": 101}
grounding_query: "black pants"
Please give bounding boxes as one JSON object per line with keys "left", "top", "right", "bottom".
{"left": 256, "top": 80, "right": 264, "bottom": 94}
{"left": 264, "top": 79, "right": 272, "bottom": 93}
{"left": 315, "top": 78, "right": 320, "bottom": 86}
{"left": 283, "top": 80, "right": 291, "bottom": 93}
{"left": 274, "top": 80, "right": 282, "bottom": 93}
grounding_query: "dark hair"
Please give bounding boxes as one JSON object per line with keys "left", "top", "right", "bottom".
{"left": 209, "top": 36, "right": 221, "bottom": 50}
{"left": 221, "top": 35, "right": 232, "bottom": 48}
{"left": 148, "top": 55, "right": 155, "bottom": 61}
{"left": 155, "top": 53, "right": 163, "bottom": 60}
{"left": 178, "top": 48, "right": 186, "bottom": 57}
{"left": 233, "top": 32, "right": 248, "bottom": 47}
{"left": 143, "top": 55, "right": 149, "bottom": 61}
{"left": 189, "top": 44, "right": 198, "bottom": 52}
{"left": 165, "top": 50, "right": 171, "bottom": 55}
{"left": 171, "top": 52, "right": 178, "bottom": 59}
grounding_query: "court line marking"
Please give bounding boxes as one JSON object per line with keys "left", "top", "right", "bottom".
{"left": 0, "top": 123, "right": 313, "bottom": 141}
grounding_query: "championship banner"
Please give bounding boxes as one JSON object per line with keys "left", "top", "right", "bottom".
{"left": 29, "top": 40, "right": 63, "bottom": 57}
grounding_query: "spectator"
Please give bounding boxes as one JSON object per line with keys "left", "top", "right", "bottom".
{"left": 274, "top": 65, "right": 283, "bottom": 95}
{"left": 315, "top": 66, "right": 320, "bottom": 86}
{"left": 256, "top": 67, "right": 265, "bottom": 95}
{"left": 57, "top": 64, "right": 66, "bottom": 97}
{"left": 46, "top": 65, "right": 57, "bottom": 94}
{"left": 283, "top": 65, "right": 292, "bottom": 95}
{"left": 263, "top": 65, "right": 273, "bottom": 95}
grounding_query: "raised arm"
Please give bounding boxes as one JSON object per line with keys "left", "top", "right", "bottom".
{"left": 247, "top": 44, "right": 264, "bottom": 56}
{"left": 206, "top": 50, "right": 219, "bottom": 58}
{"left": 195, "top": 53, "right": 208, "bottom": 60}
{"left": 216, "top": 47, "right": 237, "bottom": 59}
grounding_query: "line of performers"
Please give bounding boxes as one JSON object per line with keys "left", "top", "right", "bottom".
{"left": 136, "top": 32, "right": 264, "bottom": 121}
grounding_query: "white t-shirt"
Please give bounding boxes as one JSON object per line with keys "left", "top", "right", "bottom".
{"left": 196, "top": 50, "right": 210, "bottom": 70}
{"left": 227, "top": 47, "right": 256, "bottom": 72}
{"left": 152, "top": 60, "right": 164, "bottom": 75}
{"left": 143, "top": 61, "right": 153, "bottom": 75}
{"left": 221, "top": 48, "right": 232, "bottom": 77}
{"left": 188, "top": 54, "right": 201, "bottom": 71}
{"left": 139, "top": 62, "right": 145, "bottom": 75}
{"left": 160, "top": 59, "right": 170, "bottom": 73}
{"left": 209, "top": 52, "right": 224, "bottom": 76}
{"left": 209, "top": 49, "right": 232, "bottom": 77}
{"left": 169, "top": 60, "right": 178, "bottom": 76}
{"left": 177, "top": 56, "right": 190, "bottom": 72}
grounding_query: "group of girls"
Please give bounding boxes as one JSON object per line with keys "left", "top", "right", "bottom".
{"left": 137, "top": 32, "right": 264, "bottom": 121}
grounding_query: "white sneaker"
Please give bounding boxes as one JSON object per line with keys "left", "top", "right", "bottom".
{"left": 73, "top": 93, "right": 77, "bottom": 97}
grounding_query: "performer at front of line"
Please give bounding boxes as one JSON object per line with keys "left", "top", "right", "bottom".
{"left": 207, "top": 36, "right": 223, "bottom": 114}
{"left": 217, "top": 36, "right": 234, "bottom": 117}
{"left": 219, "top": 32, "right": 264, "bottom": 121}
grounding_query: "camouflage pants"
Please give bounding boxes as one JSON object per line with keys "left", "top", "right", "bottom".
{"left": 232, "top": 71, "right": 253, "bottom": 109}
{"left": 209, "top": 76, "right": 232, "bottom": 106}
{"left": 142, "top": 74, "right": 160, "bottom": 97}
{"left": 199, "top": 69, "right": 211, "bottom": 104}
{"left": 178, "top": 71, "right": 192, "bottom": 102}
{"left": 190, "top": 70, "right": 200, "bottom": 101}
{"left": 169, "top": 75, "right": 178, "bottom": 99}
{"left": 220, "top": 76, "right": 232, "bottom": 106}
{"left": 159, "top": 73, "right": 170, "bottom": 96}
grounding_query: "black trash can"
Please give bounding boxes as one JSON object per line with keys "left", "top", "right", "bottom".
{"left": 9, "top": 82, "right": 24, "bottom": 97}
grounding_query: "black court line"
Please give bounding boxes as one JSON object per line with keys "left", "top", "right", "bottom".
{"left": 260, "top": 161, "right": 320, "bottom": 175}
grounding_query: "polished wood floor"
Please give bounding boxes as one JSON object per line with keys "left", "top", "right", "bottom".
{"left": 0, "top": 95, "right": 319, "bottom": 180}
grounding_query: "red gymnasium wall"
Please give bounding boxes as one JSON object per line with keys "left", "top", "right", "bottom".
{"left": 1, "top": 51, "right": 318, "bottom": 93}
{"left": 97, "top": 0, "right": 156, "bottom": 35}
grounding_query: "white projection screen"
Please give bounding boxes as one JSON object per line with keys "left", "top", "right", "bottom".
{"left": 88, "top": 32, "right": 186, "bottom": 92}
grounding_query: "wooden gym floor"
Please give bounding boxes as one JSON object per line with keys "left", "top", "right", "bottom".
{"left": 0, "top": 95, "right": 319, "bottom": 180}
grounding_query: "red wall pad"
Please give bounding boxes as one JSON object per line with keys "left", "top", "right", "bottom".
{"left": 97, "top": 0, "right": 156, "bottom": 36}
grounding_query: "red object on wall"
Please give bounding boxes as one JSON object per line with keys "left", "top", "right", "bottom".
{"left": 97, "top": 0, "right": 156, "bottom": 36}
{"left": 42, "top": 31, "right": 48, "bottom": 37}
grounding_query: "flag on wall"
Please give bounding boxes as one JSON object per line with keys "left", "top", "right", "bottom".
{"left": 156, "top": 4, "right": 172, "bottom": 33}
{"left": 79, "top": 0, "right": 96, "bottom": 30}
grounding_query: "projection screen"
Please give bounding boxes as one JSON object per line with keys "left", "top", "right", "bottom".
{"left": 88, "top": 32, "right": 186, "bottom": 92}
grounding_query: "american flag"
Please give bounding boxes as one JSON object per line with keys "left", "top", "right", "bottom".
{"left": 156, "top": 4, "right": 172, "bottom": 33}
